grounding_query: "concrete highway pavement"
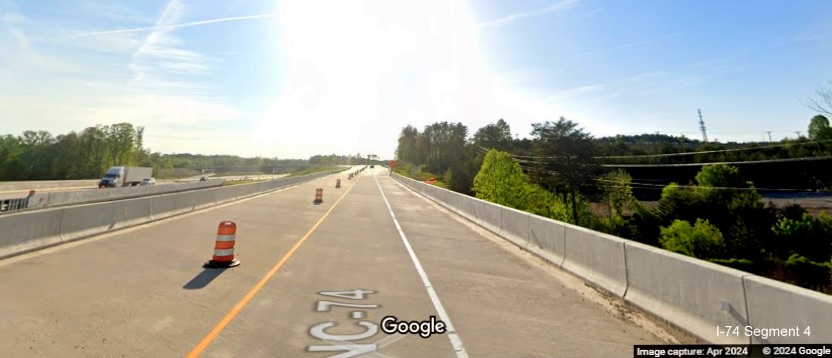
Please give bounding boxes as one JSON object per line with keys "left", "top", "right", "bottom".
{"left": 0, "top": 166, "right": 668, "bottom": 357}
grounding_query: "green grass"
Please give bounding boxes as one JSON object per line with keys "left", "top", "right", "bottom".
{"left": 391, "top": 162, "right": 448, "bottom": 188}
{"left": 431, "top": 180, "right": 449, "bottom": 189}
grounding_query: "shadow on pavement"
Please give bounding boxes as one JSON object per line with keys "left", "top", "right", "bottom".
{"left": 183, "top": 268, "right": 226, "bottom": 290}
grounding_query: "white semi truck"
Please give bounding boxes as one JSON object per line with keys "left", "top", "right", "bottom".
{"left": 98, "top": 166, "right": 153, "bottom": 188}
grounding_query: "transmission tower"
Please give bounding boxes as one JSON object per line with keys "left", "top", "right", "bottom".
{"left": 698, "top": 109, "right": 708, "bottom": 142}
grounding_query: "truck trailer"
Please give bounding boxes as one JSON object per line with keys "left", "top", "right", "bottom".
{"left": 98, "top": 166, "right": 153, "bottom": 188}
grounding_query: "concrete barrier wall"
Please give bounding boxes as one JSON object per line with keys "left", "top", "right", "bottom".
{"left": 0, "top": 180, "right": 99, "bottom": 192}
{"left": 743, "top": 275, "right": 832, "bottom": 344}
{"left": 0, "top": 170, "right": 341, "bottom": 260}
{"left": 59, "top": 202, "right": 115, "bottom": 243}
{"left": 389, "top": 173, "right": 832, "bottom": 344}
{"left": 500, "top": 206, "right": 529, "bottom": 248}
{"left": 150, "top": 194, "right": 177, "bottom": 220}
{"left": 527, "top": 216, "right": 566, "bottom": 267}
{"left": 0, "top": 209, "right": 63, "bottom": 257}
{"left": 624, "top": 242, "right": 750, "bottom": 345}
{"left": 111, "top": 198, "right": 153, "bottom": 230}
{"left": 25, "top": 181, "right": 222, "bottom": 209}
{"left": 562, "top": 225, "right": 628, "bottom": 297}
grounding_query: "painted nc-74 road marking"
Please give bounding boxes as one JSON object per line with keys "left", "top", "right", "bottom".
{"left": 311, "top": 333, "right": 406, "bottom": 358}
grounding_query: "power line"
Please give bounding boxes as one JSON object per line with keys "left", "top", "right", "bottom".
{"left": 595, "top": 139, "right": 832, "bottom": 160}
{"left": 481, "top": 148, "right": 827, "bottom": 192}
{"left": 525, "top": 167, "right": 819, "bottom": 192}
{"left": 596, "top": 178, "right": 813, "bottom": 192}
{"left": 482, "top": 139, "right": 832, "bottom": 161}
{"left": 480, "top": 146, "right": 832, "bottom": 168}
{"left": 608, "top": 130, "right": 804, "bottom": 136}
{"left": 602, "top": 155, "right": 832, "bottom": 168}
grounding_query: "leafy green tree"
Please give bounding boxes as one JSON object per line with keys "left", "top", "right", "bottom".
{"left": 653, "top": 165, "right": 775, "bottom": 261}
{"left": 443, "top": 143, "right": 480, "bottom": 195}
{"left": 419, "top": 122, "right": 468, "bottom": 176}
{"left": 472, "top": 119, "right": 513, "bottom": 151}
{"left": 472, "top": 150, "right": 529, "bottom": 210}
{"left": 659, "top": 219, "right": 726, "bottom": 259}
{"left": 601, "top": 169, "right": 634, "bottom": 217}
{"left": 655, "top": 183, "right": 705, "bottom": 227}
{"left": 529, "top": 117, "right": 603, "bottom": 224}
{"left": 524, "top": 183, "right": 555, "bottom": 218}
{"left": 772, "top": 214, "right": 832, "bottom": 263}
{"left": 808, "top": 115, "right": 832, "bottom": 141}
{"left": 783, "top": 254, "right": 831, "bottom": 290}
{"left": 20, "top": 130, "right": 55, "bottom": 179}
{"left": 0, "top": 134, "right": 26, "bottom": 180}
{"left": 695, "top": 164, "right": 749, "bottom": 188}
{"left": 396, "top": 126, "right": 419, "bottom": 163}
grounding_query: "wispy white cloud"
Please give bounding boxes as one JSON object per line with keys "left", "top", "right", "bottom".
{"left": 61, "top": 13, "right": 277, "bottom": 39}
{"left": 77, "top": 1, "right": 154, "bottom": 25}
{"left": 771, "top": 30, "right": 832, "bottom": 48}
{"left": 548, "top": 83, "right": 608, "bottom": 101}
{"left": 54, "top": 31, "right": 143, "bottom": 54}
{"left": 573, "top": 31, "right": 688, "bottom": 58}
{"left": 544, "top": 71, "right": 666, "bottom": 105}
{"left": 0, "top": 0, "right": 275, "bottom": 156}
{"left": 118, "top": 0, "right": 244, "bottom": 129}
{"left": 0, "top": 3, "right": 85, "bottom": 78}
{"left": 476, "top": 0, "right": 582, "bottom": 29}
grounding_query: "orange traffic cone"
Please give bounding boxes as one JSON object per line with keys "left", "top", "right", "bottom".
{"left": 204, "top": 221, "right": 240, "bottom": 268}
{"left": 314, "top": 188, "right": 323, "bottom": 204}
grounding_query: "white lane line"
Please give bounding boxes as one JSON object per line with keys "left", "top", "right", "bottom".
{"left": 373, "top": 173, "right": 469, "bottom": 358}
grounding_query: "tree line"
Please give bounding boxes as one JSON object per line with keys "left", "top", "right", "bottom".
{"left": 0, "top": 123, "right": 148, "bottom": 180}
{"left": 0, "top": 123, "right": 369, "bottom": 181}
{"left": 394, "top": 115, "right": 832, "bottom": 293}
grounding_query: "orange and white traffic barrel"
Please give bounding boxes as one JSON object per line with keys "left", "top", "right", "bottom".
{"left": 204, "top": 221, "right": 241, "bottom": 268}
{"left": 314, "top": 188, "right": 323, "bottom": 204}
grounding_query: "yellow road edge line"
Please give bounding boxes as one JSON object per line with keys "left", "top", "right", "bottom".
{"left": 186, "top": 173, "right": 362, "bottom": 357}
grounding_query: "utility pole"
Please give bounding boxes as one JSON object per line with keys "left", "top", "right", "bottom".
{"left": 698, "top": 109, "right": 708, "bottom": 142}
{"left": 765, "top": 131, "right": 772, "bottom": 143}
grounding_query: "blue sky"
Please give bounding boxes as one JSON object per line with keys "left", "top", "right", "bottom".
{"left": 1, "top": 0, "right": 831, "bottom": 159}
